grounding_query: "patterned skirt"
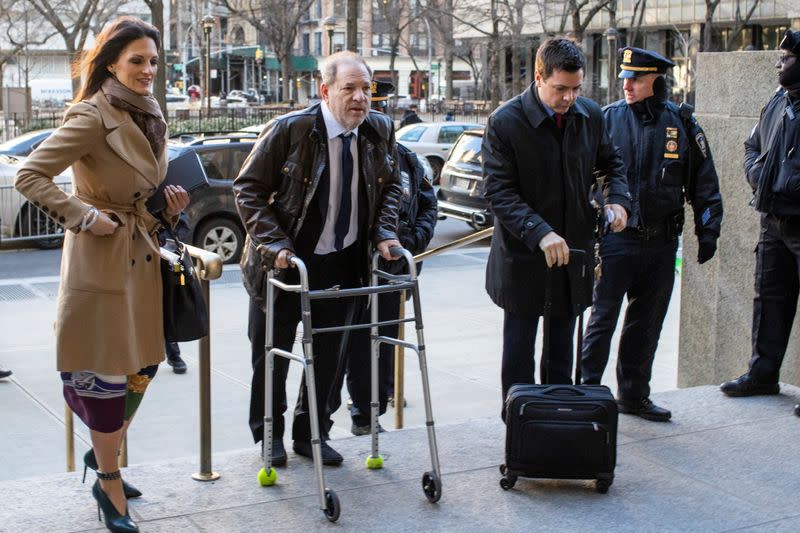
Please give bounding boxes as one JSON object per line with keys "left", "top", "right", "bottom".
{"left": 61, "top": 365, "right": 158, "bottom": 433}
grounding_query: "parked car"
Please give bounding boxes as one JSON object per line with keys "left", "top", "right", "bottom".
{"left": 0, "top": 154, "right": 71, "bottom": 248}
{"left": 0, "top": 129, "right": 55, "bottom": 157}
{"left": 168, "top": 134, "right": 257, "bottom": 264}
{"left": 396, "top": 121, "right": 482, "bottom": 184}
{"left": 436, "top": 128, "right": 492, "bottom": 230}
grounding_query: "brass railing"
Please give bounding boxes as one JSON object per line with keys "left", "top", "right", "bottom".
{"left": 64, "top": 244, "right": 223, "bottom": 480}
{"left": 393, "top": 226, "right": 493, "bottom": 429}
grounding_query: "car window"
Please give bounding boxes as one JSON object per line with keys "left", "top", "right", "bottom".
{"left": 230, "top": 146, "right": 254, "bottom": 176}
{"left": 198, "top": 148, "right": 229, "bottom": 180}
{"left": 448, "top": 134, "right": 483, "bottom": 166}
{"left": 437, "top": 126, "right": 467, "bottom": 145}
{"left": 399, "top": 126, "right": 426, "bottom": 143}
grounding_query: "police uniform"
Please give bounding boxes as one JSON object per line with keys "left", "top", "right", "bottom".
{"left": 721, "top": 31, "right": 800, "bottom": 402}
{"left": 331, "top": 80, "right": 438, "bottom": 434}
{"left": 582, "top": 47, "right": 723, "bottom": 420}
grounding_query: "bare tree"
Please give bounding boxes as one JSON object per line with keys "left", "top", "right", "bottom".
{"left": 30, "top": 0, "right": 129, "bottom": 95}
{"left": 725, "top": 0, "right": 763, "bottom": 51}
{"left": 143, "top": 0, "right": 166, "bottom": 113}
{"left": 628, "top": 0, "right": 646, "bottom": 47}
{"left": 216, "top": 0, "right": 314, "bottom": 102}
{"left": 558, "top": 0, "right": 612, "bottom": 44}
{"left": 702, "top": 0, "right": 721, "bottom": 51}
{"left": 0, "top": 0, "right": 58, "bottom": 108}
{"left": 374, "top": 0, "right": 418, "bottom": 96}
{"left": 420, "top": 0, "right": 456, "bottom": 99}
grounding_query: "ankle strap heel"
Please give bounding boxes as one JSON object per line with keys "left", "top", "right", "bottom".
{"left": 97, "top": 470, "right": 122, "bottom": 481}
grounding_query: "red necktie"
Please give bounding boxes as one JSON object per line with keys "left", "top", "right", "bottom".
{"left": 554, "top": 113, "right": 564, "bottom": 129}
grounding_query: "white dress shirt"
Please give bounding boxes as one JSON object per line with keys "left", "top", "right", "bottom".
{"left": 315, "top": 100, "right": 360, "bottom": 255}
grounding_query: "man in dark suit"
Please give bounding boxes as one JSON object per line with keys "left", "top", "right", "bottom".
{"left": 234, "top": 51, "right": 402, "bottom": 465}
{"left": 482, "top": 38, "right": 631, "bottom": 408}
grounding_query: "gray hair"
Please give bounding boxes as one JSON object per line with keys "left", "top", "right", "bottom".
{"left": 321, "top": 51, "right": 372, "bottom": 86}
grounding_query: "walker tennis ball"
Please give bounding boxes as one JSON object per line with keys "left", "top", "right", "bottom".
{"left": 257, "top": 467, "right": 277, "bottom": 486}
{"left": 365, "top": 455, "right": 384, "bottom": 469}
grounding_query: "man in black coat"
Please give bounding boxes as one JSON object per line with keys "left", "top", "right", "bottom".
{"left": 399, "top": 104, "right": 423, "bottom": 129}
{"left": 721, "top": 31, "right": 800, "bottom": 415}
{"left": 582, "top": 47, "right": 723, "bottom": 422}
{"left": 234, "top": 52, "right": 402, "bottom": 466}
{"left": 483, "top": 38, "right": 631, "bottom": 407}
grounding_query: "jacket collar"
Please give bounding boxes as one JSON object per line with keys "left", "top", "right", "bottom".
{"left": 521, "top": 83, "right": 590, "bottom": 129}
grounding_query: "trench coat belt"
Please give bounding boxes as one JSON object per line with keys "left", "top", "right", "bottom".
{"left": 76, "top": 194, "right": 162, "bottom": 256}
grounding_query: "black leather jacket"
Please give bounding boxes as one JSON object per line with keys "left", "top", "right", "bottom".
{"left": 603, "top": 92, "right": 722, "bottom": 244}
{"left": 234, "top": 104, "right": 402, "bottom": 305}
{"left": 746, "top": 87, "right": 800, "bottom": 216}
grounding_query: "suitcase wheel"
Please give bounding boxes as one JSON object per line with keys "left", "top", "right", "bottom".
{"left": 257, "top": 467, "right": 277, "bottom": 486}
{"left": 500, "top": 476, "right": 516, "bottom": 491}
{"left": 323, "top": 488, "right": 341, "bottom": 522}
{"left": 365, "top": 454, "right": 384, "bottom": 470}
{"left": 422, "top": 471, "right": 442, "bottom": 503}
{"left": 596, "top": 477, "right": 613, "bottom": 494}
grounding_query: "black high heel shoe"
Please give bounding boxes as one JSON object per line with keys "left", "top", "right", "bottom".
{"left": 83, "top": 449, "right": 142, "bottom": 499}
{"left": 92, "top": 472, "right": 139, "bottom": 533}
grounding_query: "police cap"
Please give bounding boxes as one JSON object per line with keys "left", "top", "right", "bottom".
{"left": 779, "top": 30, "right": 800, "bottom": 55}
{"left": 618, "top": 46, "right": 675, "bottom": 79}
{"left": 370, "top": 80, "right": 395, "bottom": 110}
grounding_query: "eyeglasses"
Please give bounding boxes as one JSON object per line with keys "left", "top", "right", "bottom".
{"left": 779, "top": 53, "right": 798, "bottom": 64}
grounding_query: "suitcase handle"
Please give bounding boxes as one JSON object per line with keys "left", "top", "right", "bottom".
{"left": 543, "top": 248, "right": 587, "bottom": 385}
{"left": 541, "top": 385, "right": 586, "bottom": 396}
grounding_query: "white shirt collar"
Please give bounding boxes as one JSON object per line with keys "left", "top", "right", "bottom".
{"left": 321, "top": 100, "right": 359, "bottom": 140}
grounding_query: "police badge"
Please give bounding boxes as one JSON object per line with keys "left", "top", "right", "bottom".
{"left": 695, "top": 132, "right": 709, "bottom": 159}
{"left": 664, "top": 127, "right": 679, "bottom": 159}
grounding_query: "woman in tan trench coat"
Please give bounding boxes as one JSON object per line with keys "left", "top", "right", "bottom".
{"left": 15, "top": 17, "right": 188, "bottom": 533}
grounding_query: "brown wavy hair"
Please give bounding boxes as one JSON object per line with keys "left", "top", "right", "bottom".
{"left": 72, "top": 16, "right": 161, "bottom": 102}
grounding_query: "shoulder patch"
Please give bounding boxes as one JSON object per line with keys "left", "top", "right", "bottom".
{"left": 695, "top": 132, "right": 709, "bottom": 159}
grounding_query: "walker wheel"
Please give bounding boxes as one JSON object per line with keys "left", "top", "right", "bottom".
{"left": 499, "top": 464, "right": 507, "bottom": 475}
{"left": 257, "top": 467, "right": 277, "bottom": 486}
{"left": 596, "top": 478, "right": 613, "bottom": 494}
{"left": 365, "top": 454, "right": 384, "bottom": 470}
{"left": 323, "top": 488, "right": 340, "bottom": 522}
{"left": 421, "top": 471, "right": 442, "bottom": 503}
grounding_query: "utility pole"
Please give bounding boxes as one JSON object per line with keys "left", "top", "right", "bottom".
{"left": 346, "top": 0, "right": 358, "bottom": 52}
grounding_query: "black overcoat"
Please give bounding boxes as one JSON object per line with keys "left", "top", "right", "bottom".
{"left": 483, "top": 85, "right": 630, "bottom": 317}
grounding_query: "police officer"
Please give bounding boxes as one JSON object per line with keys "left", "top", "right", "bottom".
{"left": 582, "top": 47, "right": 723, "bottom": 421}
{"left": 332, "top": 80, "right": 438, "bottom": 435}
{"left": 721, "top": 31, "right": 800, "bottom": 416}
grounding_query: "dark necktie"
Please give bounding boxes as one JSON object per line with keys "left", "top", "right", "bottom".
{"left": 554, "top": 113, "right": 564, "bottom": 129}
{"left": 334, "top": 132, "right": 353, "bottom": 250}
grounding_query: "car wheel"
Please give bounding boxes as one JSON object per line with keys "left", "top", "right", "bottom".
{"left": 194, "top": 217, "right": 244, "bottom": 264}
{"left": 427, "top": 157, "right": 443, "bottom": 185}
{"left": 16, "top": 204, "right": 64, "bottom": 249}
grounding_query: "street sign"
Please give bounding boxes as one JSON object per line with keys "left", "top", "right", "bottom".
{"left": 173, "top": 63, "right": 184, "bottom": 72}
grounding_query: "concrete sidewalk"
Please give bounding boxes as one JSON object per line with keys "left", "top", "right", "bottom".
{"left": 1, "top": 385, "right": 799, "bottom": 532}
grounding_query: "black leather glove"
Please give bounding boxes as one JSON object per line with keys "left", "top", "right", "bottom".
{"left": 698, "top": 240, "right": 717, "bottom": 264}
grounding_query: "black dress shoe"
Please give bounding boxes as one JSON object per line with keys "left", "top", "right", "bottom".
{"left": 0, "top": 368, "right": 12, "bottom": 379}
{"left": 292, "top": 440, "right": 343, "bottom": 466}
{"left": 617, "top": 397, "right": 672, "bottom": 422}
{"left": 351, "top": 422, "right": 386, "bottom": 436}
{"left": 166, "top": 353, "right": 187, "bottom": 374}
{"left": 271, "top": 439, "right": 287, "bottom": 466}
{"left": 794, "top": 404, "right": 800, "bottom": 417}
{"left": 720, "top": 374, "right": 779, "bottom": 397}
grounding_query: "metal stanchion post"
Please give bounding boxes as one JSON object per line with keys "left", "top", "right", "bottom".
{"left": 65, "top": 403, "right": 75, "bottom": 472}
{"left": 193, "top": 277, "right": 220, "bottom": 481}
{"left": 393, "top": 290, "right": 406, "bottom": 429}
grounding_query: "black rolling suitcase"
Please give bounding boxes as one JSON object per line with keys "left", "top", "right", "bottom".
{"left": 500, "top": 252, "right": 618, "bottom": 493}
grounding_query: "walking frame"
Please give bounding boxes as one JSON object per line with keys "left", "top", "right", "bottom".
{"left": 257, "top": 246, "right": 442, "bottom": 522}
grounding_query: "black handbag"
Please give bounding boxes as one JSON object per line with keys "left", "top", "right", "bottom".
{"left": 159, "top": 221, "right": 209, "bottom": 342}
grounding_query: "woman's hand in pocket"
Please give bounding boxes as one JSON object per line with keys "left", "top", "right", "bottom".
{"left": 90, "top": 211, "right": 119, "bottom": 236}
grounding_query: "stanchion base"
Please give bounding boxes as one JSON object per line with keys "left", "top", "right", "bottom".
{"left": 192, "top": 471, "right": 220, "bottom": 482}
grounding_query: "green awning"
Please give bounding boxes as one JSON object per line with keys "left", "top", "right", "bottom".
{"left": 264, "top": 55, "right": 318, "bottom": 72}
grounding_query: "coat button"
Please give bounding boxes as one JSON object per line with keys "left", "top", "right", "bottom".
{"left": 132, "top": 233, "right": 136, "bottom": 240}
{"left": 146, "top": 254, "right": 152, "bottom": 262}
{"left": 42, "top": 206, "right": 49, "bottom": 213}
{"left": 134, "top": 192, "right": 141, "bottom": 198}
{"left": 59, "top": 216, "right": 65, "bottom": 223}
{"left": 50, "top": 210, "right": 58, "bottom": 218}
{"left": 131, "top": 259, "right": 136, "bottom": 266}
{"left": 34, "top": 201, "right": 40, "bottom": 207}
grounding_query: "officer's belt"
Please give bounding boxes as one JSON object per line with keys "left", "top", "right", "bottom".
{"left": 623, "top": 223, "right": 670, "bottom": 241}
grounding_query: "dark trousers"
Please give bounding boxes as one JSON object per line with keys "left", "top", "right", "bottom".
{"left": 248, "top": 245, "right": 362, "bottom": 443}
{"left": 748, "top": 214, "right": 800, "bottom": 383}
{"left": 501, "top": 310, "right": 577, "bottom": 404}
{"left": 332, "top": 290, "right": 399, "bottom": 426}
{"left": 581, "top": 231, "right": 678, "bottom": 401}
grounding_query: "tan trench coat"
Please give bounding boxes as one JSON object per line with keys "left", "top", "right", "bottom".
{"left": 15, "top": 91, "right": 168, "bottom": 375}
